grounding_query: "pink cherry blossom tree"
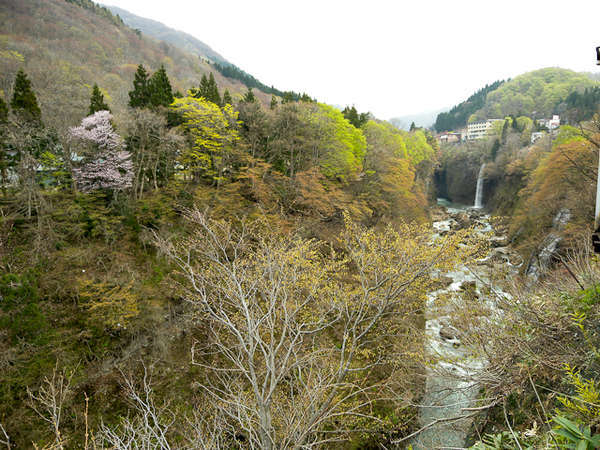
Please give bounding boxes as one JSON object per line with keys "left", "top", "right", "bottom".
{"left": 69, "top": 110, "right": 133, "bottom": 192}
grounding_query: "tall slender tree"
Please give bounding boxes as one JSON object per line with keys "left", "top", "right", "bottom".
{"left": 242, "top": 87, "right": 256, "bottom": 103}
{"left": 148, "top": 65, "right": 174, "bottom": 108}
{"left": 128, "top": 64, "right": 150, "bottom": 108}
{"left": 89, "top": 83, "right": 110, "bottom": 115}
{"left": 0, "top": 96, "right": 8, "bottom": 123}
{"left": 11, "top": 69, "right": 41, "bottom": 122}
{"left": 222, "top": 89, "right": 232, "bottom": 106}
{"left": 207, "top": 72, "right": 221, "bottom": 106}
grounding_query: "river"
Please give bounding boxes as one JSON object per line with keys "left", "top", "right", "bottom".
{"left": 410, "top": 201, "right": 520, "bottom": 449}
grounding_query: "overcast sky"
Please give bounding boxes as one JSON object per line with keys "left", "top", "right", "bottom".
{"left": 104, "top": 0, "right": 599, "bottom": 120}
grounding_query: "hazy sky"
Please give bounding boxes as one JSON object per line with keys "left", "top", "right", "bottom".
{"left": 104, "top": 0, "right": 599, "bottom": 120}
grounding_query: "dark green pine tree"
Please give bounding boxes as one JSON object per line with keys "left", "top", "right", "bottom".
{"left": 242, "top": 88, "right": 256, "bottom": 103}
{"left": 501, "top": 119, "right": 509, "bottom": 143}
{"left": 11, "top": 69, "right": 42, "bottom": 122}
{"left": 490, "top": 139, "right": 500, "bottom": 160}
{"left": 89, "top": 83, "right": 110, "bottom": 115}
{"left": 196, "top": 74, "right": 210, "bottom": 99}
{"left": 300, "top": 93, "right": 312, "bottom": 103}
{"left": 207, "top": 73, "right": 221, "bottom": 105}
{"left": 0, "top": 96, "right": 8, "bottom": 123}
{"left": 128, "top": 64, "right": 150, "bottom": 108}
{"left": 342, "top": 106, "right": 359, "bottom": 128}
{"left": 148, "top": 65, "right": 174, "bottom": 107}
{"left": 222, "top": 89, "right": 232, "bottom": 106}
{"left": 270, "top": 95, "right": 278, "bottom": 110}
{"left": 410, "top": 121, "right": 417, "bottom": 131}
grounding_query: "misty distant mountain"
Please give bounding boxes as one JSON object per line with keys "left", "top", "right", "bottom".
{"left": 106, "top": 5, "right": 229, "bottom": 64}
{"left": 388, "top": 107, "right": 449, "bottom": 130}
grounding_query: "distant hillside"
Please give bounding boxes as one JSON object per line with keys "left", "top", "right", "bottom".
{"left": 0, "top": 0, "right": 270, "bottom": 130}
{"left": 105, "top": 4, "right": 229, "bottom": 65}
{"left": 105, "top": 4, "right": 304, "bottom": 100}
{"left": 472, "top": 67, "right": 598, "bottom": 121}
{"left": 434, "top": 80, "right": 504, "bottom": 132}
{"left": 390, "top": 107, "right": 449, "bottom": 131}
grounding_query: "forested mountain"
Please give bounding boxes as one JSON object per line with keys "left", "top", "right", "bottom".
{"left": 472, "top": 67, "right": 599, "bottom": 121}
{"left": 105, "top": 4, "right": 230, "bottom": 65}
{"left": 106, "top": 4, "right": 307, "bottom": 101}
{"left": 0, "top": 0, "right": 271, "bottom": 130}
{"left": 434, "top": 80, "right": 504, "bottom": 131}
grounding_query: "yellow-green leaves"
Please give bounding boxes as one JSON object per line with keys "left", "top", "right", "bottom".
{"left": 310, "top": 103, "right": 366, "bottom": 182}
{"left": 171, "top": 94, "right": 240, "bottom": 182}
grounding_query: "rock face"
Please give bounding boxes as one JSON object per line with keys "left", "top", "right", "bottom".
{"left": 526, "top": 208, "right": 571, "bottom": 281}
{"left": 434, "top": 153, "right": 482, "bottom": 204}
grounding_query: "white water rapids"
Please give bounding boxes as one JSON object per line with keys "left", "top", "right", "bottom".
{"left": 410, "top": 202, "right": 519, "bottom": 449}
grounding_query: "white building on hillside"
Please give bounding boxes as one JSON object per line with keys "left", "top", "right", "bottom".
{"left": 537, "top": 115, "right": 560, "bottom": 130}
{"left": 467, "top": 119, "right": 503, "bottom": 140}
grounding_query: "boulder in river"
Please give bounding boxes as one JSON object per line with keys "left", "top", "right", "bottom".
{"left": 439, "top": 325, "right": 459, "bottom": 341}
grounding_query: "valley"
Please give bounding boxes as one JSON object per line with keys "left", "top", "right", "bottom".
{"left": 0, "top": 0, "right": 600, "bottom": 448}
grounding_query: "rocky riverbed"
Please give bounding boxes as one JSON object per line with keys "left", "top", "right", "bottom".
{"left": 410, "top": 203, "right": 520, "bottom": 449}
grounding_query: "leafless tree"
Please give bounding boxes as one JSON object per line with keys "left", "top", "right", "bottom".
{"left": 156, "top": 210, "right": 473, "bottom": 448}
{"left": 27, "top": 365, "right": 75, "bottom": 450}
{"left": 96, "top": 365, "right": 174, "bottom": 450}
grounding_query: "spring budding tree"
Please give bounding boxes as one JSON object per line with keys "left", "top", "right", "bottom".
{"left": 69, "top": 110, "right": 133, "bottom": 193}
{"left": 156, "top": 211, "right": 477, "bottom": 448}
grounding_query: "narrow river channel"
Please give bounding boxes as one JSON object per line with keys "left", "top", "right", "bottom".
{"left": 410, "top": 201, "right": 520, "bottom": 449}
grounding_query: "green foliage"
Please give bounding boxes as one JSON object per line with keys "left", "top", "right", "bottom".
{"left": 342, "top": 105, "right": 369, "bottom": 128}
{"left": 65, "top": 0, "right": 125, "bottom": 26}
{"left": 213, "top": 61, "right": 303, "bottom": 100}
{"left": 404, "top": 128, "right": 435, "bottom": 165}
{"left": 435, "top": 80, "right": 504, "bottom": 131}
{"left": 470, "top": 431, "right": 533, "bottom": 449}
{"left": 477, "top": 68, "right": 598, "bottom": 120}
{"left": 564, "top": 86, "right": 600, "bottom": 123}
{"left": 128, "top": 64, "right": 150, "bottom": 108}
{"left": 313, "top": 103, "right": 366, "bottom": 182}
{"left": 148, "top": 64, "right": 174, "bottom": 108}
{"left": 10, "top": 69, "right": 42, "bottom": 123}
{"left": 0, "top": 95, "right": 8, "bottom": 122}
{"left": 172, "top": 94, "right": 240, "bottom": 182}
{"left": 557, "top": 365, "right": 600, "bottom": 426}
{"left": 553, "top": 415, "right": 600, "bottom": 449}
{"left": 222, "top": 89, "right": 232, "bottom": 106}
{"left": 193, "top": 72, "right": 221, "bottom": 105}
{"left": 242, "top": 87, "right": 256, "bottom": 103}
{"left": 88, "top": 83, "right": 109, "bottom": 114}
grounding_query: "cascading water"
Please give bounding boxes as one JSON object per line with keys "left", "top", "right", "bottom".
{"left": 473, "top": 163, "right": 486, "bottom": 209}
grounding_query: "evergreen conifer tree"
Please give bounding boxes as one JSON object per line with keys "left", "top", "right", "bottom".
{"left": 501, "top": 119, "right": 509, "bottom": 143}
{"left": 242, "top": 88, "right": 256, "bottom": 103}
{"left": 196, "top": 74, "right": 209, "bottom": 99}
{"left": 207, "top": 72, "right": 221, "bottom": 106}
{"left": 129, "top": 64, "right": 150, "bottom": 108}
{"left": 11, "top": 69, "right": 41, "bottom": 122}
{"left": 491, "top": 139, "right": 500, "bottom": 160}
{"left": 0, "top": 96, "right": 8, "bottom": 123}
{"left": 270, "top": 95, "right": 278, "bottom": 110}
{"left": 89, "top": 83, "right": 110, "bottom": 115}
{"left": 222, "top": 89, "right": 233, "bottom": 106}
{"left": 148, "top": 65, "right": 174, "bottom": 107}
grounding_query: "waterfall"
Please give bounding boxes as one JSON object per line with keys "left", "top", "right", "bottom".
{"left": 473, "top": 163, "right": 486, "bottom": 209}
